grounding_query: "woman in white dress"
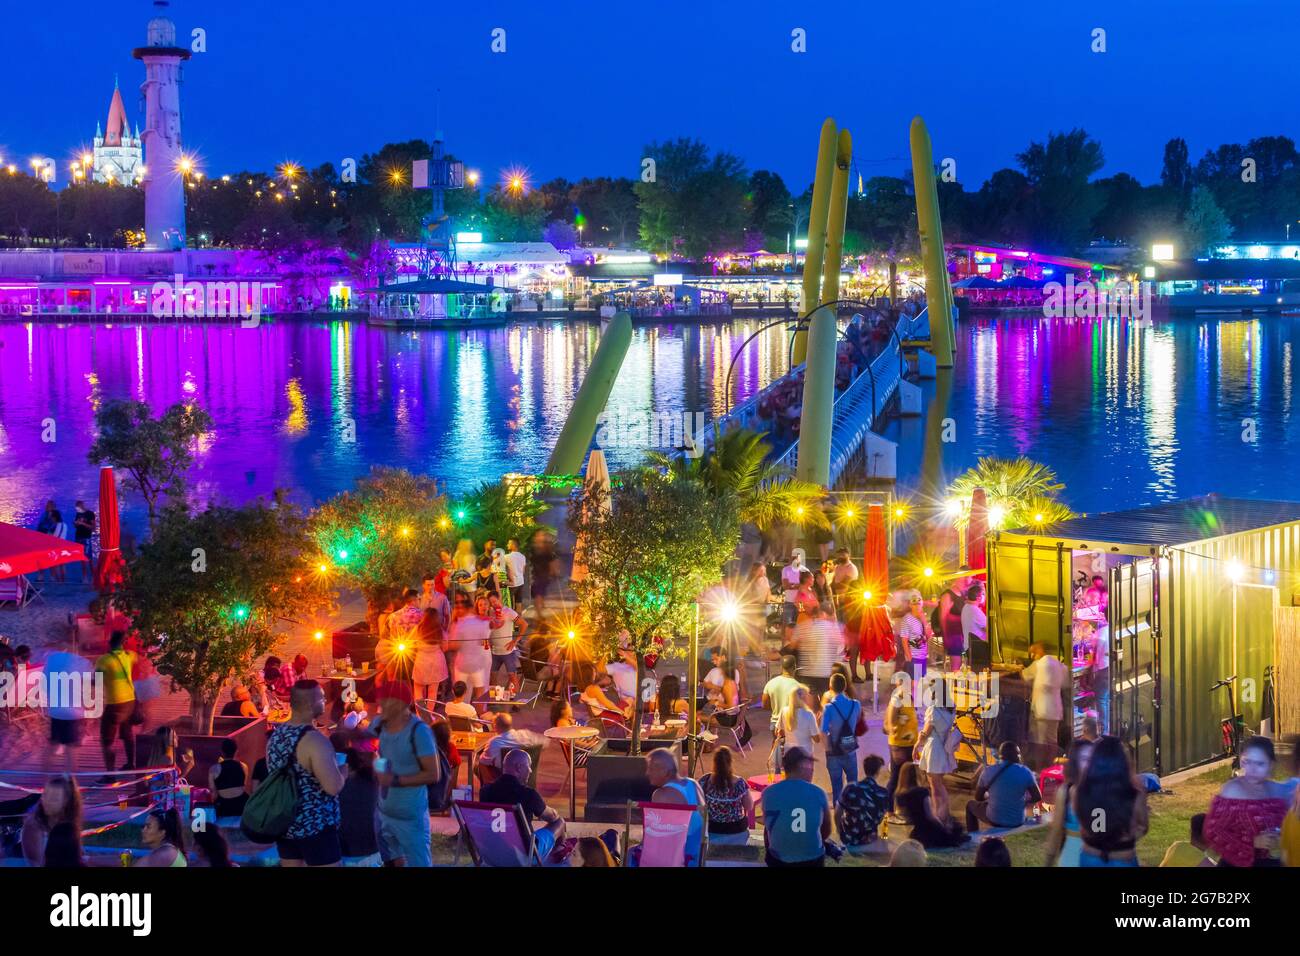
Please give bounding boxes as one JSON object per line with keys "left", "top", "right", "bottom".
{"left": 915, "top": 702, "right": 958, "bottom": 823}
{"left": 447, "top": 594, "right": 493, "bottom": 703}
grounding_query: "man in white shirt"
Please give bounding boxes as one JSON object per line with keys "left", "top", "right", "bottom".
{"left": 830, "top": 548, "right": 859, "bottom": 605}
{"left": 42, "top": 639, "right": 95, "bottom": 773}
{"left": 444, "top": 681, "right": 480, "bottom": 721}
{"left": 505, "top": 539, "right": 529, "bottom": 611}
{"left": 762, "top": 656, "right": 802, "bottom": 731}
{"left": 482, "top": 713, "right": 546, "bottom": 769}
{"left": 960, "top": 582, "right": 988, "bottom": 669}
{"left": 1088, "top": 623, "right": 1110, "bottom": 734}
{"left": 1021, "top": 643, "right": 1068, "bottom": 770}
{"left": 487, "top": 592, "right": 527, "bottom": 698}
{"left": 606, "top": 655, "right": 639, "bottom": 702}
{"left": 780, "top": 553, "right": 805, "bottom": 641}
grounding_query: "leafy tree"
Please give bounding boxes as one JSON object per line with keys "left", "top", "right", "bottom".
{"left": 1016, "top": 129, "right": 1105, "bottom": 253}
{"left": 1160, "top": 138, "right": 1193, "bottom": 201}
{"left": 1182, "top": 185, "right": 1234, "bottom": 255}
{"left": 946, "top": 456, "right": 1076, "bottom": 531}
{"left": 970, "top": 168, "right": 1033, "bottom": 247}
{"left": 635, "top": 138, "right": 748, "bottom": 258}
{"left": 88, "top": 399, "right": 214, "bottom": 528}
{"left": 455, "top": 478, "right": 552, "bottom": 553}
{"left": 647, "top": 427, "right": 827, "bottom": 533}
{"left": 567, "top": 472, "right": 740, "bottom": 754}
{"left": 571, "top": 176, "right": 639, "bottom": 246}
{"left": 308, "top": 467, "right": 450, "bottom": 627}
{"left": 123, "top": 495, "right": 329, "bottom": 733}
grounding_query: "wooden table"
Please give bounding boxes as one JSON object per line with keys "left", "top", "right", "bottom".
{"left": 544, "top": 724, "right": 599, "bottom": 819}
{"left": 450, "top": 730, "right": 494, "bottom": 798}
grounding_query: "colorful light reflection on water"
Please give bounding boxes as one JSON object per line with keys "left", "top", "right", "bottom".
{"left": 2, "top": 314, "right": 1298, "bottom": 534}
{"left": 884, "top": 313, "right": 1300, "bottom": 511}
{"left": 0, "top": 319, "right": 790, "bottom": 530}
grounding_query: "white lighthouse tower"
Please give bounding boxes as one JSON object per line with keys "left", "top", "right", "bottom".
{"left": 132, "top": 1, "right": 191, "bottom": 250}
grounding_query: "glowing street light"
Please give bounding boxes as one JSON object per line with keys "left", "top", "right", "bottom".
{"left": 466, "top": 169, "right": 480, "bottom": 187}
{"left": 1226, "top": 559, "right": 1244, "bottom": 583}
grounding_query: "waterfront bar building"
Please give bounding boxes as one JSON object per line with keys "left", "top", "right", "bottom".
{"left": 987, "top": 496, "right": 1300, "bottom": 775}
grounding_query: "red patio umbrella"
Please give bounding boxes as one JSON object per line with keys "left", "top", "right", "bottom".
{"left": 0, "top": 523, "right": 84, "bottom": 578}
{"left": 94, "top": 466, "right": 127, "bottom": 593}
{"left": 967, "top": 487, "right": 989, "bottom": 572}
{"left": 858, "top": 503, "right": 896, "bottom": 663}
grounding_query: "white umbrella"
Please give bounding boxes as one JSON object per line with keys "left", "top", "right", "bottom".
{"left": 570, "top": 449, "right": 611, "bottom": 583}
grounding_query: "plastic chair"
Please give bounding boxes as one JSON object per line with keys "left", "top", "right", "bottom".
{"left": 712, "top": 699, "right": 754, "bottom": 755}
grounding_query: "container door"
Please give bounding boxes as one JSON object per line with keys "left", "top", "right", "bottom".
{"left": 1232, "top": 584, "right": 1276, "bottom": 735}
{"left": 1109, "top": 559, "right": 1159, "bottom": 774}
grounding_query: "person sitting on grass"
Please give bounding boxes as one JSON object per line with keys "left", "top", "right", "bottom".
{"left": 1160, "top": 812, "right": 1212, "bottom": 867}
{"left": 964, "top": 741, "right": 1042, "bottom": 832}
{"left": 895, "top": 784, "right": 970, "bottom": 850}
{"left": 975, "top": 836, "right": 1012, "bottom": 867}
{"left": 836, "top": 754, "right": 890, "bottom": 852}
{"left": 480, "top": 748, "right": 566, "bottom": 863}
{"left": 889, "top": 838, "right": 927, "bottom": 867}
{"left": 761, "top": 746, "right": 831, "bottom": 868}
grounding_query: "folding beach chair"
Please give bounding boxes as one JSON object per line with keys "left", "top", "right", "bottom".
{"left": 623, "top": 800, "right": 700, "bottom": 867}
{"left": 452, "top": 800, "right": 539, "bottom": 867}
{"left": 0, "top": 575, "right": 33, "bottom": 609}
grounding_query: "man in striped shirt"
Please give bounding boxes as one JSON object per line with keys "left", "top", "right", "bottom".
{"left": 791, "top": 604, "right": 843, "bottom": 698}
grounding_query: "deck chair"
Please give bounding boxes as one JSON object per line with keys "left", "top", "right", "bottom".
{"left": 0, "top": 576, "right": 30, "bottom": 609}
{"left": 623, "top": 800, "right": 699, "bottom": 867}
{"left": 452, "top": 800, "right": 538, "bottom": 867}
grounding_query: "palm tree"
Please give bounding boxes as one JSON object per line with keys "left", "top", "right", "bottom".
{"left": 946, "top": 456, "right": 1076, "bottom": 531}
{"left": 647, "top": 427, "right": 828, "bottom": 532}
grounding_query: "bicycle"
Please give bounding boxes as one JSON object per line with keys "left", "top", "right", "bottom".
{"left": 1210, "top": 675, "right": 1249, "bottom": 772}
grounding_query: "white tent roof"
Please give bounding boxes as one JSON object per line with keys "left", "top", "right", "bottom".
{"left": 456, "top": 242, "right": 567, "bottom": 266}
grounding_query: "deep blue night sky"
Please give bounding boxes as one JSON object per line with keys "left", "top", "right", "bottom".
{"left": 4, "top": 0, "right": 1298, "bottom": 192}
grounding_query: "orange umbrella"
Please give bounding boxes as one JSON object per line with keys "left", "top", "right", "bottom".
{"left": 94, "top": 466, "right": 127, "bottom": 593}
{"left": 967, "top": 487, "right": 988, "bottom": 572}
{"left": 858, "top": 503, "right": 896, "bottom": 663}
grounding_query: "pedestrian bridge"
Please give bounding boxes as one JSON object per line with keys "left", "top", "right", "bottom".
{"left": 692, "top": 305, "right": 934, "bottom": 488}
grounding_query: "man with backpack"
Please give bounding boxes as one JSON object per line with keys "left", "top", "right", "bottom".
{"left": 819, "top": 672, "right": 863, "bottom": 807}
{"left": 369, "top": 683, "right": 444, "bottom": 867}
{"left": 261, "top": 680, "right": 345, "bottom": 866}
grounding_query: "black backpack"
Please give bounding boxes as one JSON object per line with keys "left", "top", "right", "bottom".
{"left": 380, "top": 717, "right": 455, "bottom": 812}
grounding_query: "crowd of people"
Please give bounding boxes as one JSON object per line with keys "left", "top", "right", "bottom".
{"left": 10, "top": 520, "right": 1300, "bottom": 873}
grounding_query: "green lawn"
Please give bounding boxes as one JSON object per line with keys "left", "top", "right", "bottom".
{"left": 842, "top": 764, "right": 1237, "bottom": 867}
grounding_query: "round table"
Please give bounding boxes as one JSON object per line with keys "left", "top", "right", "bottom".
{"left": 544, "top": 725, "right": 600, "bottom": 819}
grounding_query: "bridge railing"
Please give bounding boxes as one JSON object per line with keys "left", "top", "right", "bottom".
{"left": 773, "top": 309, "right": 924, "bottom": 484}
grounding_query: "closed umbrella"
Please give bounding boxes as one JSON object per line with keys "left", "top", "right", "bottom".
{"left": 94, "top": 466, "right": 127, "bottom": 593}
{"left": 967, "top": 487, "right": 988, "bottom": 572}
{"left": 858, "top": 503, "right": 896, "bottom": 663}
{"left": 570, "top": 449, "right": 611, "bottom": 584}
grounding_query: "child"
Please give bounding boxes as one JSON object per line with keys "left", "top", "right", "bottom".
{"left": 1159, "top": 813, "right": 1212, "bottom": 867}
